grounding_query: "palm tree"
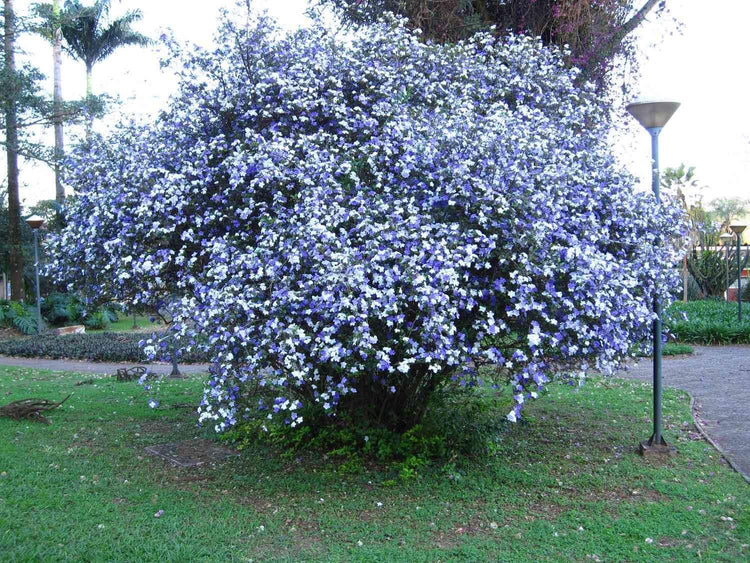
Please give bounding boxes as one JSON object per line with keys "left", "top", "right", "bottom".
{"left": 32, "top": 0, "right": 66, "bottom": 203}
{"left": 61, "top": 0, "right": 148, "bottom": 139}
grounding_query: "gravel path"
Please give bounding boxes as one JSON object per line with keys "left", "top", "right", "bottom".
{"left": 0, "top": 356, "right": 209, "bottom": 376}
{"left": 616, "top": 345, "right": 750, "bottom": 482}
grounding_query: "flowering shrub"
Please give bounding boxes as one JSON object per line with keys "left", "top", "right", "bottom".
{"left": 48, "top": 13, "right": 685, "bottom": 433}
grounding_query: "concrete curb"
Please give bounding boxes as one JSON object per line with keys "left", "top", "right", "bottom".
{"left": 688, "top": 392, "right": 750, "bottom": 485}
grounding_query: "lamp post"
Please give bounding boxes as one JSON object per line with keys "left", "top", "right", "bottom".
{"left": 730, "top": 225, "right": 746, "bottom": 321}
{"left": 25, "top": 215, "right": 45, "bottom": 335}
{"left": 626, "top": 99, "right": 680, "bottom": 456}
{"left": 720, "top": 232, "right": 734, "bottom": 303}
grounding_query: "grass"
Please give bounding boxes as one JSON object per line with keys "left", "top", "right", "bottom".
{"left": 1, "top": 367, "right": 748, "bottom": 561}
{"left": 90, "top": 315, "right": 163, "bottom": 332}
{"left": 662, "top": 342, "right": 695, "bottom": 356}
{"left": 636, "top": 342, "right": 695, "bottom": 358}
{"left": 666, "top": 300, "right": 750, "bottom": 345}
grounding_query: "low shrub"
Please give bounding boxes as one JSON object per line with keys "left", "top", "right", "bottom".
{"left": 223, "top": 382, "right": 513, "bottom": 479}
{"left": 40, "top": 292, "right": 120, "bottom": 329}
{"left": 665, "top": 300, "right": 750, "bottom": 344}
{"left": 663, "top": 343, "right": 695, "bottom": 356}
{"left": 635, "top": 342, "right": 694, "bottom": 357}
{"left": 0, "top": 332, "right": 210, "bottom": 363}
{"left": 81, "top": 308, "right": 119, "bottom": 330}
{"left": 686, "top": 250, "right": 727, "bottom": 299}
{"left": 0, "top": 301, "right": 38, "bottom": 335}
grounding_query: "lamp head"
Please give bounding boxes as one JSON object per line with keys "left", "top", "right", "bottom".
{"left": 25, "top": 215, "right": 44, "bottom": 230}
{"left": 720, "top": 232, "right": 734, "bottom": 244}
{"left": 626, "top": 100, "right": 680, "bottom": 129}
{"left": 729, "top": 224, "right": 747, "bottom": 235}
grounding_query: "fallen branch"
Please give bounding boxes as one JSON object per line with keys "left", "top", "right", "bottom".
{"left": 0, "top": 395, "right": 71, "bottom": 424}
{"left": 76, "top": 379, "right": 97, "bottom": 386}
{"left": 116, "top": 366, "right": 147, "bottom": 382}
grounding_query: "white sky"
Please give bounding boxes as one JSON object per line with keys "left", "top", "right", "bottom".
{"left": 623, "top": 0, "right": 750, "bottom": 205}
{"left": 11, "top": 0, "right": 750, "bottom": 206}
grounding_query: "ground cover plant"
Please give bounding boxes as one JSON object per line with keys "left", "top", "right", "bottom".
{"left": 666, "top": 300, "right": 750, "bottom": 344}
{"left": 0, "top": 366, "right": 747, "bottom": 561}
{"left": 636, "top": 342, "right": 694, "bottom": 357}
{"left": 48, "top": 10, "right": 685, "bottom": 435}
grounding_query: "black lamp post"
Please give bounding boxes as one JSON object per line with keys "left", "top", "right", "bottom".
{"left": 730, "top": 225, "right": 746, "bottom": 321}
{"left": 626, "top": 100, "right": 680, "bottom": 456}
{"left": 720, "top": 232, "right": 734, "bottom": 303}
{"left": 25, "top": 215, "right": 45, "bottom": 335}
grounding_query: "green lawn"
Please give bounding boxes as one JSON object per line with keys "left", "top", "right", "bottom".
{"left": 91, "top": 314, "right": 163, "bottom": 332}
{"left": 0, "top": 367, "right": 747, "bottom": 561}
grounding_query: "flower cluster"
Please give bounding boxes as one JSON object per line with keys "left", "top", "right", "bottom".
{"left": 48, "top": 12, "right": 685, "bottom": 432}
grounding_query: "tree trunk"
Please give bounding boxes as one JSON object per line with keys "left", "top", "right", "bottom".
{"left": 581, "top": 0, "right": 661, "bottom": 81}
{"left": 4, "top": 0, "right": 24, "bottom": 301}
{"left": 53, "top": 0, "right": 65, "bottom": 203}
{"left": 85, "top": 61, "right": 93, "bottom": 144}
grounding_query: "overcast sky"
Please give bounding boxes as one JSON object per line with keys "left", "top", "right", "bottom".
{"left": 623, "top": 0, "right": 750, "bottom": 205}
{"left": 12, "top": 0, "right": 750, "bottom": 206}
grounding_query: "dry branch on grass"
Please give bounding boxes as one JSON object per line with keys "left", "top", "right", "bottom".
{"left": 0, "top": 395, "right": 71, "bottom": 424}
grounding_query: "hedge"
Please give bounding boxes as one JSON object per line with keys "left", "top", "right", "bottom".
{"left": 0, "top": 332, "right": 210, "bottom": 363}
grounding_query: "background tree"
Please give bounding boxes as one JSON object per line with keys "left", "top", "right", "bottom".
{"left": 32, "top": 0, "right": 66, "bottom": 203}
{"left": 662, "top": 168, "right": 750, "bottom": 300}
{"left": 661, "top": 164, "right": 704, "bottom": 239}
{"left": 316, "top": 0, "right": 666, "bottom": 89}
{"left": 3, "top": 0, "right": 25, "bottom": 300}
{"left": 59, "top": 0, "right": 148, "bottom": 139}
{"left": 709, "top": 197, "right": 749, "bottom": 232}
{"left": 2, "top": 1, "right": 73, "bottom": 300}
{"left": 661, "top": 163, "right": 704, "bottom": 301}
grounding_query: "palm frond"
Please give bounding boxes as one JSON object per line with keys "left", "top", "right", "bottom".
{"left": 61, "top": 0, "right": 133, "bottom": 67}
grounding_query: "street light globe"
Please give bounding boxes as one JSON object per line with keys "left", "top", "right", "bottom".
{"left": 720, "top": 232, "right": 734, "bottom": 244}
{"left": 729, "top": 224, "right": 747, "bottom": 235}
{"left": 25, "top": 215, "right": 45, "bottom": 230}
{"left": 626, "top": 100, "right": 680, "bottom": 129}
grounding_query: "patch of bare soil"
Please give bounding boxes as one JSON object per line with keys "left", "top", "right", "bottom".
{"left": 145, "top": 437, "right": 239, "bottom": 468}
{"left": 581, "top": 486, "right": 666, "bottom": 504}
{"left": 136, "top": 420, "right": 181, "bottom": 437}
{"left": 524, "top": 500, "right": 566, "bottom": 520}
{"left": 430, "top": 512, "right": 493, "bottom": 549}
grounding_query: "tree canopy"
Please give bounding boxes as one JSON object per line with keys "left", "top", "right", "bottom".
{"left": 317, "top": 0, "right": 666, "bottom": 89}
{"left": 59, "top": 0, "right": 148, "bottom": 84}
